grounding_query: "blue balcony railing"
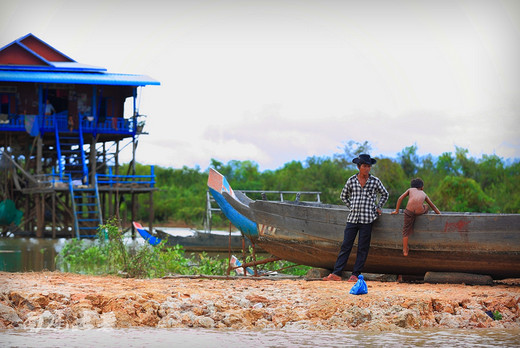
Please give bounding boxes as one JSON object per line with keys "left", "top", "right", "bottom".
{"left": 0, "top": 112, "right": 139, "bottom": 136}
{"left": 96, "top": 166, "right": 155, "bottom": 188}
{"left": 29, "top": 166, "right": 155, "bottom": 188}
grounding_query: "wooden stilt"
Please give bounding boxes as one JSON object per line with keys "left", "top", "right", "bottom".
{"left": 52, "top": 192, "right": 56, "bottom": 239}
{"left": 149, "top": 190, "right": 154, "bottom": 234}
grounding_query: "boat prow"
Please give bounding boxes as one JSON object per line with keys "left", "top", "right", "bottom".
{"left": 207, "top": 168, "right": 258, "bottom": 239}
{"left": 133, "top": 221, "right": 162, "bottom": 246}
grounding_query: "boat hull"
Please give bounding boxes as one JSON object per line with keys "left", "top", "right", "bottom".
{"left": 227, "top": 197, "right": 520, "bottom": 279}
{"left": 257, "top": 232, "right": 520, "bottom": 279}
{"left": 155, "top": 229, "right": 253, "bottom": 253}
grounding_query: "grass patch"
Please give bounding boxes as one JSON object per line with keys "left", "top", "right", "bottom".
{"left": 56, "top": 218, "right": 310, "bottom": 278}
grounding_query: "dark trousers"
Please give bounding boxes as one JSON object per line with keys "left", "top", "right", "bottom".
{"left": 332, "top": 222, "right": 373, "bottom": 276}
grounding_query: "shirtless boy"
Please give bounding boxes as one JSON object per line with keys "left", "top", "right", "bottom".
{"left": 391, "top": 178, "right": 441, "bottom": 256}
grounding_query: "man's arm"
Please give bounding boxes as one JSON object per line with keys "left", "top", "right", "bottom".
{"left": 340, "top": 181, "right": 351, "bottom": 208}
{"left": 376, "top": 180, "right": 389, "bottom": 210}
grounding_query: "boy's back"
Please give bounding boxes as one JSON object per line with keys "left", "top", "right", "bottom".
{"left": 391, "top": 179, "right": 441, "bottom": 256}
{"left": 406, "top": 188, "right": 428, "bottom": 214}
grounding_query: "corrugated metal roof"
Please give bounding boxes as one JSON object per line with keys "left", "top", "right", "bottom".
{"left": 0, "top": 62, "right": 107, "bottom": 72}
{"left": 0, "top": 70, "right": 160, "bottom": 86}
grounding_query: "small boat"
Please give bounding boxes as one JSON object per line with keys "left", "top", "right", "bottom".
{"left": 207, "top": 169, "right": 520, "bottom": 279}
{"left": 133, "top": 221, "right": 253, "bottom": 253}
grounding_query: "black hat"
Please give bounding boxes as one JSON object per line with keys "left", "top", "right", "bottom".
{"left": 352, "top": 154, "right": 377, "bottom": 165}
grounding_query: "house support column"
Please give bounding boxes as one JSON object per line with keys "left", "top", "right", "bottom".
{"left": 36, "top": 136, "right": 42, "bottom": 174}
{"left": 149, "top": 190, "right": 154, "bottom": 234}
{"left": 52, "top": 192, "right": 56, "bottom": 239}
{"left": 35, "top": 193, "right": 44, "bottom": 238}
{"left": 131, "top": 136, "right": 136, "bottom": 238}
{"left": 35, "top": 135, "right": 43, "bottom": 237}
{"left": 90, "top": 136, "right": 97, "bottom": 186}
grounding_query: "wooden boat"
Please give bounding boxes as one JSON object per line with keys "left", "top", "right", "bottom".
{"left": 208, "top": 169, "right": 520, "bottom": 279}
{"left": 133, "top": 221, "right": 253, "bottom": 253}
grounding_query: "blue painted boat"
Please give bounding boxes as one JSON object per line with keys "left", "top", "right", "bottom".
{"left": 207, "top": 168, "right": 258, "bottom": 239}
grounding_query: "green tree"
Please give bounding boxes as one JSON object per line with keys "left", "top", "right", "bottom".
{"left": 397, "top": 144, "right": 420, "bottom": 178}
{"left": 433, "top": 176, "right": 494, "bottom": 212}
{"left": 372, "top": 157, "right": 408, "bottom": 208}
{"left": 302, "top": 156, "right": 350, "bottom": 204}
{"left": 486, "top": 159, "right": 520, "bottom": 213}
{"left": 454, "top": 147, "right": 478, "bottom": 179}
{"left": 477, "top": 154, "right": 504, "bottom": 191}
{"left": 436, "top": 152, "right": 460, "bottom": 177}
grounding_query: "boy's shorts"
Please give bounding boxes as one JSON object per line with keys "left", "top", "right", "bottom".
{"left": 403, "top": 205, "right": 428, "bottom": 237}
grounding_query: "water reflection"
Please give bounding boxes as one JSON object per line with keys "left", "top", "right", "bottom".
{"left": 1, "top": 328, "right": 519, "bottom": 347}
{"left": 0, "top": 237, "right": 65, "bottom": 272}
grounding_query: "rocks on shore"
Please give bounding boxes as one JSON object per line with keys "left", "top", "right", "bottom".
{"left": 0, "top": 272, "right": 519, "bottom": 330}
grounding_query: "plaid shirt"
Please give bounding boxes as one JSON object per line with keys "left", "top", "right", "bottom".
{"left": 340, "top": 173, "right": 389, "bottom": 224}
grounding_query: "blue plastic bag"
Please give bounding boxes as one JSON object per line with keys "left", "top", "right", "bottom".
{"left": 349, "top": 275, "right": 368, "bottom": 295}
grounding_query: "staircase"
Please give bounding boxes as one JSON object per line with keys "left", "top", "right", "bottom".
{"left": 55, "top": 116, "right": 88, "bottom": 184}
{"left": 69, "top": 179, "right": 103, "bottom": 238}
{"left": 54, "top": 116, "right": 102, "bottom": 238}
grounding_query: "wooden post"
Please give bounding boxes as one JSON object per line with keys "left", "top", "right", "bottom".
{"left": 35, "top": 194, "right": 43, "bottom": 237}
{"left": 52, "top": 192, "right": 56, "bottom": 239}
{"left": 101, "top": 142, "right": 106, "bottom": 219}
{"left": 90, "top": 136, "right": 97, "bottom": 186}
{"left": 108, "top": 189, "right": 113, "bottom": 219}
{"left": 35, "top": 135, "right": 43, "bottom": 237}
{"left": 36, "top": 136, "right": 42, "bottom": 174}
{"left": 65, "top": 192, "right": 73, "bottom": 238}
{"left": 114, "top": 141, "right": 119, "bottom": 221}
{"left": 148, "top": 190, "right": 154, "bottom": 234}
{"left": 131, "top": 132, "right": 136, "bottom": 238}
{"left": 115, "top": 192, "right": 120, "bottom": 224}
{"left": 131, "top": 193, "right": 136, "bottom": 238}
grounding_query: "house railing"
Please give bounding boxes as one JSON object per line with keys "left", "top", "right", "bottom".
{"left": 96, "top": 166, "right": 155, "bottom": 188}
{"left": 240, "top": 190, "right": 321, "bottom": 202}
{"left": 0, "top": 112, "right": 141, "bottom": 136}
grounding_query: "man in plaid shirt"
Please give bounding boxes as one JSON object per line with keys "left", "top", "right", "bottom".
{"left": 324, "top": 154, "right": 389, "bottom": 282}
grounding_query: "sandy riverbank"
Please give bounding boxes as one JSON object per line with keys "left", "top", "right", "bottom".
{"left": 0, "top": 272, "right": 519, "bottom": 330}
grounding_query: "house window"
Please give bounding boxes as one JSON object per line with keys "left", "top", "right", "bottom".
{"left": 1, "top": 94, "right": 10, "bottom": 114}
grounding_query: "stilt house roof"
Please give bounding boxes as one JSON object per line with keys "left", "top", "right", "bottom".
{"left": 0, "top": 33, "right": 159, "bottom": 86}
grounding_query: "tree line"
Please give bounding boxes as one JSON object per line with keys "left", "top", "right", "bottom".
{"left": 125, "top": 143, "right": 519, "bottom": 228}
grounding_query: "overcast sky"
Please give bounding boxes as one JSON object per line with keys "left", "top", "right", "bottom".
{"left": 1, "top": 0, "right": 519, "bottom": 171}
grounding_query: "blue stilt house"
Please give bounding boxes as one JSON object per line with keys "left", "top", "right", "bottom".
{"left": 0, "top": 33, "right": 160, "bottom": 238}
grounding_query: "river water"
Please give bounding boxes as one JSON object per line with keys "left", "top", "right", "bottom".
{"left": 1, "top": 328, "right": 520, "bottom": 347}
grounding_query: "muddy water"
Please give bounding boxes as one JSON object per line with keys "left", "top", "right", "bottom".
{"left": 1, "top": 328, "right": 519, "bottom": 347}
